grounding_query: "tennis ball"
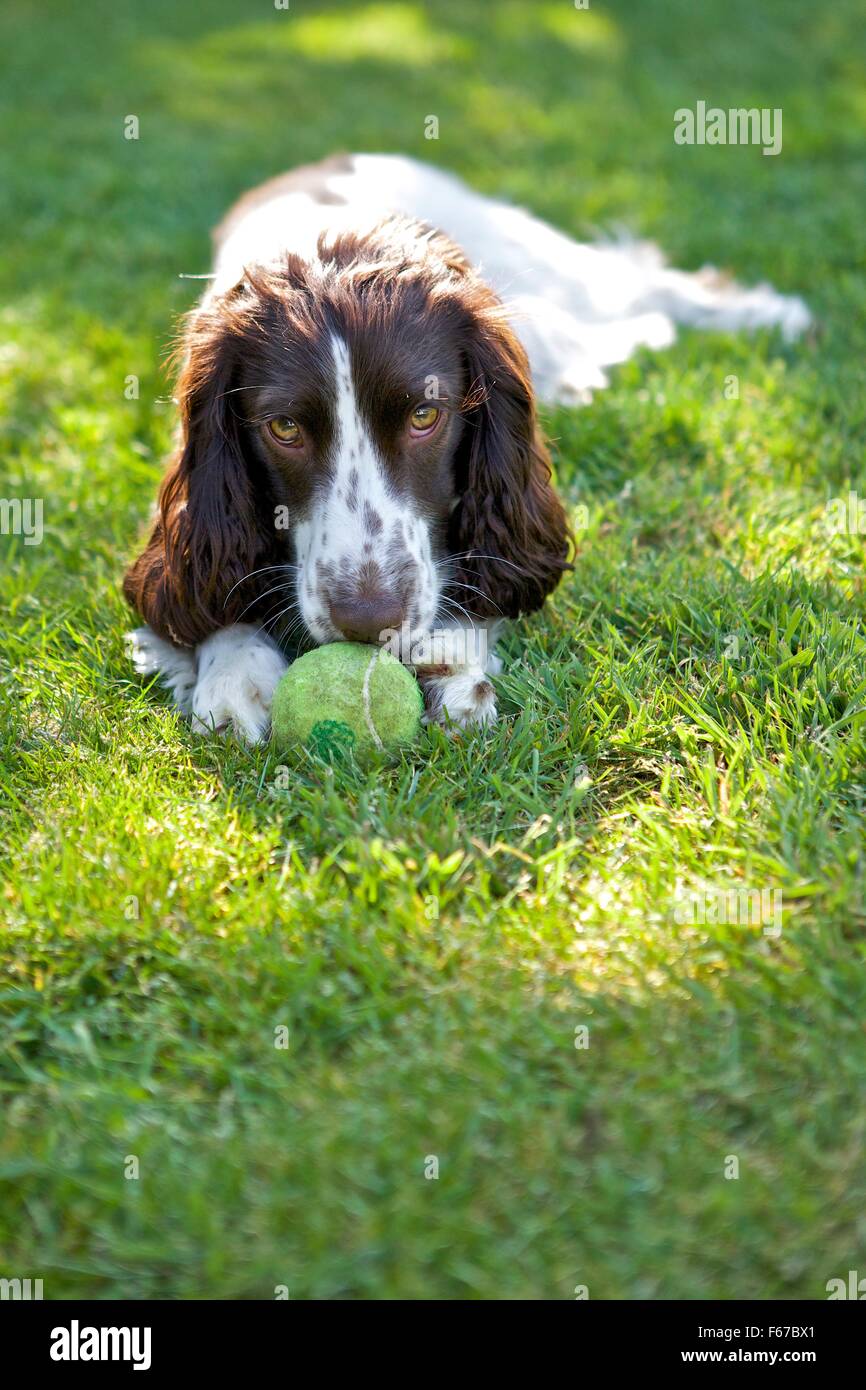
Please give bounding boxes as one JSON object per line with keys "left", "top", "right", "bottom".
{"left": 271, "top": 642, "right": 424, "bottom": 757}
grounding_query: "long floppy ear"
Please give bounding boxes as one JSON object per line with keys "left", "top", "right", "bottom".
{"left": 449, "top": 299, "right": 571, "bottom": 619}
{"left": 123, "top": 306, "right": 279, "bottom": 648}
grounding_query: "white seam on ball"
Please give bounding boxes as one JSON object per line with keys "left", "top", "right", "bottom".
{"left": 362, "top": 649, "right": 385, "bottom": 751}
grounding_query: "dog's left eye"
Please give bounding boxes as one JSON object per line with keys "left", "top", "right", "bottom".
{"left": 267, "top": 416, "right": 302, "bottom": 446}
{"left": 409, "top": 404, "right": 441, "bottom": 435}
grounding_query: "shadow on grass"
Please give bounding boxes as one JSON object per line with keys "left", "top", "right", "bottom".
{"left": 2, "top": 0, "right": 859, "bottom": 328}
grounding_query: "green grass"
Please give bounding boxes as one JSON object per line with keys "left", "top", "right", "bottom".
{"left": 2, "top": 0, "right": 866, "bottom": 1299}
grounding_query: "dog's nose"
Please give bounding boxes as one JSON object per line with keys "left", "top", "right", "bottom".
{"left": 329, "top": 595, "right": 404, "bottom": 644}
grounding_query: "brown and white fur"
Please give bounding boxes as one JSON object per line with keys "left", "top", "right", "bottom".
{"left": 125, "top": 153, "right": 809, "bottom": 740}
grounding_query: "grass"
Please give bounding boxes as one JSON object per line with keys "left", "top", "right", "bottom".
{"left": 2, "top": 0, "right": 866, "bottom": 1299}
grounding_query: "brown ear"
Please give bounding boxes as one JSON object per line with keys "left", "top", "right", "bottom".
{"left": 449, "top": 302, "right": 571, "bottom": 619}
{"left": 123, "top": 314, "right": 279, "bottom": 647}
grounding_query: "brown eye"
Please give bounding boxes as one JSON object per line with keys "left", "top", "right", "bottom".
{"left": 267, "top": 416, "right": 301, "bottom": 446}
{"left": 409, "top": 403, "right": 441, "bottom": 435}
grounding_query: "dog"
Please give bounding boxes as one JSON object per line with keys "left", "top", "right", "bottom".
{"left": 125, "top": 153, "right": 810, "bottom": 741}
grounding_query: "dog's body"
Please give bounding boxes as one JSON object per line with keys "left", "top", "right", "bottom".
{"left": 126, "top": 154, "right": 810, "bottom": 740}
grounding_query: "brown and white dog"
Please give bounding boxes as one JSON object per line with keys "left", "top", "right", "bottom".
{"left": 125, "top": 153, "right": 809, "bottom": 740}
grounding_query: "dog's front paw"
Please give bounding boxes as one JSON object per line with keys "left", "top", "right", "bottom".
{"left": 191, "top": 626, "right": 288, "bottom": 743}
{"left": 420, "top": 667, "right": 498, "bottom": 732}
{"left": 126, "top": 626, "right": 198, "bottom": 715}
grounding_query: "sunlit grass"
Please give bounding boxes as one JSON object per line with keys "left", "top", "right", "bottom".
{"left": 1, "top": 0, "right": 865, "bottom": 1298}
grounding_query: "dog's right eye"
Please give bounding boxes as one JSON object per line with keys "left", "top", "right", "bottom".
{"left": 267, "top": 416, "right": 302, "bottom": 446}
{"left": 409, "top": 403, "right": 441, "bottom": 436}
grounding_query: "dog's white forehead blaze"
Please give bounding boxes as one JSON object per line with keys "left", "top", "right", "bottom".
{"left": 293, "top": 334, "right": 440, "bottom": 643}
{"left": 329, "top": 334, "right": 396, "bottom": 525}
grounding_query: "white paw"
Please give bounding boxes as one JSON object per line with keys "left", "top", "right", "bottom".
{"left": 126, "top": 626, "right": 197, "bottom": 715}
{"left": 421, "top": 667, "right": 498, "bottom": 731}
{"left": 191, "top": 626, "right": 288, "bottom": 743}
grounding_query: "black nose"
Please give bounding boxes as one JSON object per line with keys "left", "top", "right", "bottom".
{"left": 329, "top": 595, "right": 405, "bottom": 644}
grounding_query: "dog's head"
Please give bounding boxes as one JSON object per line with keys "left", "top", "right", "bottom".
{"left": 125, "top": 218, "right": 570, "bottom": 649}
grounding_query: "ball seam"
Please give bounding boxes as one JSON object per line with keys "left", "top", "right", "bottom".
{"left": 361, "top": 649, "right": 385, "bottom": 751}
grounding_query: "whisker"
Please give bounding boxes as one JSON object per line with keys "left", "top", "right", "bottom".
{"left": 235, "top": 578, "right": 299, "bottom": 621}
{"left": 445, "top": 580, "right": 503, "bottom": 615}
{"left": 223, "top": 563, "right": 300, "bottom": 607}
{"left": 279, "top": 608, "right": 306, "bottom": 639}
{"left": 250, "top": 597, "right": 300, "bottom": 632}
{"left": 237, "top": 588, "right": 290, "bottom": 623}
{"left": 452, "top": 552, "right": 534, "bottom": 577}
{"left": 213, "top": 384, "right": 286, "bottom": 402}
{"left": 269, "top": 613, "right": 313, "bottom": 653}
{"left": 436, "top": 595, "right": 477, "bottom": 629}
{"left": 433, "top": 550, "right": 533, "bottom": 577}
{"left": 434, "top": 550, "right": 476, "bottom": 569}
{"left": 256, "top": 602, "right": 301, "bottom": 640}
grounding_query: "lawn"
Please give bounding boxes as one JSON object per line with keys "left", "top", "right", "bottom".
{"left": 1, "top": 0, "right": 865, "bottom": 1300}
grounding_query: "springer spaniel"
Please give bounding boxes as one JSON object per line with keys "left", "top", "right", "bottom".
{"left": 125, "top": 153, "right": 809, "bottom": 740}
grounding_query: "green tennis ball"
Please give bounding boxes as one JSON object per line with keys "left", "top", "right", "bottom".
{"left": 271, "top": 643, "right": 424, "bottom": 757}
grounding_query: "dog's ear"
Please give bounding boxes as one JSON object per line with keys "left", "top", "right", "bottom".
{"left": 449, "top": 297, "right": 571, "bottom": 619}
{"left": 123, "top": 299, "right": 279, "bottom": 647}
